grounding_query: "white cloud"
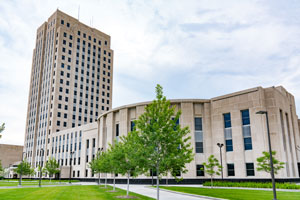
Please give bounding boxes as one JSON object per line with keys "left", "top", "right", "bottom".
{"left": 1, "top": 0, "right": 300, "bottom": 145}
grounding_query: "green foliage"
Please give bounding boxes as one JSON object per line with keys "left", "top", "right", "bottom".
{"left": 107, "top": 142, "right": 121, "bottom": 175}
{"left": 256, "top": 151, "right": 285, "bottom": 175}
{"left": 89, "top": 150, "right": 112, "bottom": 175}
{"left": 136, "top": 84, "right": 194, "bottom": 177}
{"left": 89, "top": 152, "right": 101, "bottom": 174}
{"left": 44, "top": 157, "right": 60, "bottom": 179}
{"left": 203, "top": 181, "right": 300, "bottom": 189}
{"left": 0, "top": 160, "right": 3, "bottom": 173}
{"left": 0, "top": 123, "right": 5, "bottom": 139}
{"left": 37, "top": 165, "right": 47, "bottom": 177}
{"left": 13, "top": 160, "right": 35, "bottom": 176}
{"left": 202, "top": 155, "right": 222, "bottom": 177}
{"left": 202, "top": 155, "right": 222, "bottom": 188}
{"left": 117, "top": 131, "right": 146, "bottom": 177}
{"left": 134, "top": 84, "right": 194, "bottom": 199}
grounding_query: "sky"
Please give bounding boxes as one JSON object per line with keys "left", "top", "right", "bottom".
{"left": 1, "top": 0, "right": 300, "bottom": 145}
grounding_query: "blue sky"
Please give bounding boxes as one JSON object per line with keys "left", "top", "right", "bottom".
{"left": 1, "top": 0, "right": 300, "bottom": 145}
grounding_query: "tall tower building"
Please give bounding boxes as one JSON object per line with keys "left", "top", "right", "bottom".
{"left": 24, "top": 10, "right": 113, "bottom": 167}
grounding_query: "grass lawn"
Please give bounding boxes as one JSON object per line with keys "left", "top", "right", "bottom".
{"left": 0, "top": 185, "right": 154, "bottom": 200}
{"left": 160, "top": 186, "right": 300, "bottom": 200}
{"left": 0, "top": 179, "right": 78, "bottom": 186}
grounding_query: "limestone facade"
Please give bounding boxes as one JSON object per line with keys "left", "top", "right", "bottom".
{"left": 23, "top": 9, "right": 113, "bottom": 168}
{"left": 45, "top": 86, "right": 300, "bottom": 179}
{"left": 0, "top": 144, "right": 23, "bottom": 168}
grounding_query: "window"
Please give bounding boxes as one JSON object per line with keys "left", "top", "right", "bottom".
{"left": 195, "top": 117, "right": 203, "bottom": 153}
{"left": 130, "top": 121, "right": 135, "bottom": 131}
{"left": 77, "top": 171, "right": 80, "bottom": 177}
{"left": 227, "top": 164, "right": 235, "bottom": 176}
{"left": 196, "top": 165, "right": 204, "bottom": 176}
{"left": 93, "top": 138, "right": 96, "bottom": 148}
{"left": 246, "top": 163, "right": 255, "bottom": 176}
{"left": 116, "top": 124, "right": 119, "bottom": 142}
{"left": 61, "top": 20, "right": 64, "bottom": 25}
{"left": 241, "top": 110, "right": 252, "bottom": 150}
{"left": 85, "top": 169, "right": 88, "bottom": 177}
{"left": 223, "top": 113, "right": 233, "bottom": 152}
{"left": 86, "top": 139, "right": 89, "bottom": 149}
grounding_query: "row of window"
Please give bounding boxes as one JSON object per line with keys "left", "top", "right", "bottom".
{"left": 194, "top": 109, "right": 253, "bottom": 153}
{"left": 60, "top": 19, "right": 108, "bottom": 46}
{"left": 196, "top": 163, "right": 255, "bottom": 177}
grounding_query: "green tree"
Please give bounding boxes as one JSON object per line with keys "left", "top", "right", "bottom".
{"left": 256, "top": 151, "right": 285, "bottom": 176}
{"left": 107, "top": 141, "right": 124, "bottom": 191}
{"left": 117, "top": 131, "right": 146, "bottom": 198}
{"left": 0, "top": 123, "right": 5, "bottom": 139}
{"left": 98, "top": 151, "right": 111, "bottom": 188}
{"left": 0, "top": 160, "right": 3, "bottom": 174}
{"left": 37, "top": 165, "right": 47, "bottom": 177}
{"left": 89, "top": 150, "right": 111, "bottom": 188}
{"left": 13, "top": 160, "right": 35, "bottom": 177}
{"left": 89, "top": 151, "right": 102, "bottom": 186}
{"left": 135, "top": 84, "right": 194, "bottom": 200}
{"left": 202, "top": 155, "right": 222, "bottom": 188}
{"left": 44, "top": 157, "right": 60, "bottom": 182}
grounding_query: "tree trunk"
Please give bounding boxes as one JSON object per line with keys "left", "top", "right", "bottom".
{"left": 105, "top": 173, "right": 107, "bottom": 188}
{"left": 127, "top": 171, "right": 130, "bottom": 197}
{"left": 98, "top": 173, "right": 101, "bottom": 186}
{"left": 113, "top": 173, "right": 116, "bottom": 191}
{"left": 151, "top": 171, "right": 154, "bottom": 186}
{"left": 166, "top": 173, "right": 168, "bottom": 186}
{"left": 156, "top": 165, "right": 159, "bottom": 200}
{"left": 210, "top": 176, "right": 213, "bottom": 188}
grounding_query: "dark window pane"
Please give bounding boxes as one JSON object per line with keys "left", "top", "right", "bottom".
{"left": 195, "top": 142, "right": 203, "bottom": 153}
{"left": 195, "top": 118, "right": 202, "bottom": 131}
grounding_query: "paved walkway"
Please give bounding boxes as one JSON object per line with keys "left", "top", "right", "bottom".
{"left": 114, "top": 184, "right": 224, "bottom": 200}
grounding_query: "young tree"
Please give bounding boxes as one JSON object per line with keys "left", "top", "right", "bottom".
{"left": 0, "top": 123, "right": 5, "bottom": 139}
{"left": 89, "top": 152, "right": 102, "bottom": 186}
{"left": 135, "top": 84, "right": 194, "bottom": 200}
{"left": 97, "top": 151, "right": 111, "bottom": 188}
{"left": 44, "top": 157, "right": 60, "bottom": 182}
{"left": 107, "top": 141, "right": 124, "bottom": 191}
{"left": 117, "top": 131, "right": 146, "bottom": 198}
{"left": 14, "top": 160, "right": 35, "bottom": 177}
{"left": 202, "top": 155, "right": 222, "bottom": 188}
{"left": 256, "top": 151, "right": 285, "bottom": 176}
{"left": 89, "top": 150, "right": 111, "bottom": 188}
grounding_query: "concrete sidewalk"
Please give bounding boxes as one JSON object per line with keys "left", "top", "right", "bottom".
{"left": 114, "top": 184, "right": 224, "bottom": 200}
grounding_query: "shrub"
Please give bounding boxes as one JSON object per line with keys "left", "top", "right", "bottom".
{"left": 202, "top": 181, "right": 300, "bottom": 189}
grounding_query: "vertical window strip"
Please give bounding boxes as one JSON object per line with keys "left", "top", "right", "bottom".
{"left": 241, "top": 110, "right": 252, "bottom": 150}
{"left": 195, "top": 117, "right": 203, "bottom": 153}
{"left": 116, "top": 124, "right": 119, "bottom": 142}
{"left": 223, "top": 113, "right": 233, "bottom": 152}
